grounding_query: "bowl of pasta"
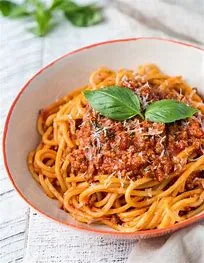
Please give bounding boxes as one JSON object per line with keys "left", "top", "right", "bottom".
{"left": 3, "top": 37, "right": 204, "bottom": 238}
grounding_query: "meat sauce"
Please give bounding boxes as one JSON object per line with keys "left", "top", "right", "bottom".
{"left": 69, "top": 77, "right": 204, "bottom": 182}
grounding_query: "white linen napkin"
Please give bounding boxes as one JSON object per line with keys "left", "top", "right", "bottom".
{"left": 127, "top": 222, "right": 204, "bottom": 263}
{"left": 114, "top": 0, "right": 204, "bottom": 46}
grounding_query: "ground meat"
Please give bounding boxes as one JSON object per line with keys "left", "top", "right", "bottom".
{"left": 186, "top": 172, "right": 204, "bottom": 190}
{"left": 68, "top": 80, "right": 204, "bottom": 182}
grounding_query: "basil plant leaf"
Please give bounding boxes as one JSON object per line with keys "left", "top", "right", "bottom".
{"left": 0, "top": 0, "right": 17, "bottom": 16}
{"left": 84, "top": 86, "right": 142, "bottom": 121}
{"left": 64, "top": 4, "right": 103, "bottom": 27}
{"left": 9, "top": 5, "right": 30, "bottom": 18}
{"left": 0, "top": 0, "right": 104, "bottom": 36}
{"left": 0, "top": 0, "right": 29, "bottom": 17}
{"left": 51, "top": 0, "right": 77, "bottom": 11}
{"left": 32, "top": 2, "right": 53, "bottom": 37}
{"left": 145, "top": 99, "right": 198, "bottom": 123}
{"left": 50, "top": 0, "right": 64, "bottom": 10}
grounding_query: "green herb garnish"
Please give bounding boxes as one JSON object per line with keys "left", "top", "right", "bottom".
{"left": 84, "top": 86, "right": 142, "bottom": 121}
{"left": 64, "top": 4, "right": 102, "bottom": 27}
{"left": 84, "top": 87, "right": 198, "bottom": 123}
{"left": 31, "top": 1, "right": 52, "bottom": 37}
{"left": 0, "top": 0, "right": 103, "bottom": 36}
{"left": 145, "top": 99, "right": 198, "bottom": 123}
{"left": 0, "top": 0, "right": 30, "bottom": 17}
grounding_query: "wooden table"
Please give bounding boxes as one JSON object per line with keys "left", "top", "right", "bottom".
{"left": 1, "top": 1, "right": 203, "bottom": 262}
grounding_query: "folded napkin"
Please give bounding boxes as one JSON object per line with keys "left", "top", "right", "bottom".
{"left": 114, "top": 0, "right": 204, "bottom": 46}
{"left": 127, "top": 222, "right": 204, "bottom": 263}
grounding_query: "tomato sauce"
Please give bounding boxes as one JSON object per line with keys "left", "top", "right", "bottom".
{"left": 69, "top": 78, "right": 204, "bottom": 182}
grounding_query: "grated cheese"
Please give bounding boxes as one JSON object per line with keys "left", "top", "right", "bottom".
{"left": 104, "top": 171, "right": 116, "bottom": 187}
{"left": 159, "top": 135, "right": 166, "bottom": 146}
{"left": 159, "top": 149, "right": 165, "bottom": 159}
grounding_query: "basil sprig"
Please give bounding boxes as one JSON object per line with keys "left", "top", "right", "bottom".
{"left": 84, "top": 86, "right": 142, "bottom": 121}
{"left": 145, "top": 99, "right": 198, "bottom": 123}
{"left": 84, "top": 86, "right": 198, "bottom": 123}
{"left": 0, "top": 0, "right": 103, "bottom": 37}
{"left": 63, "top": 4, "right": 103, "bottom": 27}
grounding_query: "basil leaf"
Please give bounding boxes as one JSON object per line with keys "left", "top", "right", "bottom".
{"left": 0, "top": 0, "right": 104, "bottom": 36}
{"left": 0, "top": 0, "right": 17, "bottom": 16}
{"left": 84, "top": 86, "right": 142, "bottom": 121}
{"left": 52, "top": 0, "right": 103, "bottom": 27}
{"left": 51, "top": 0, "right": 77, "bottom": 11}
{"left": 0, "top": 0, "right": 29, "bottom": 17}
{"left": 9, "top": 5, "right": 30, "bottom": 18}
{"left": 50, "top": 0, "right": 64, "bottom": 10}
{"left": 64, "top": 4, "right": 103, "bottom": 27}
{"left": 145, "top": 99, "right": 198, "bottom": 123}
{"left": 31, "top": 2, "right": 53, "bottom": 37}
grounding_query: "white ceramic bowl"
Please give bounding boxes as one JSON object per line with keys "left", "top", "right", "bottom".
{"left": 3, "top": 38, "right": 204, "bottom": 238}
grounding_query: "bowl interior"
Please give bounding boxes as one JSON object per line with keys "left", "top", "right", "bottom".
{"left": 4, "top": 38, "right": 204, "bottom": 237}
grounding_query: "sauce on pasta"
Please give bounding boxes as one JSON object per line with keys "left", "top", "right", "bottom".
{"left": 28, "top": 64, "right": 204, "bottom": 232}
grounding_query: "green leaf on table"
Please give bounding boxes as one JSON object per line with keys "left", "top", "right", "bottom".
{"left": 0, "top": 0, "right": 17, "bottom": 16}
{"left": 145, "top": 99, "right": 198, "bottom": 123}
{"left": 62, "top": 2, "right": 103, "bottom": 27}
{"left": 0, "top": 0, "right": 104, "bottom": 36}
{"left": 10, "top": 5, "right": 30, "bottom": 18}
{"left": 50, "top": 0, "right": 69, "bottom": 11}
{"left": 84, "top": 86, "right": 142, "bottom": 121}
{"left": 51, "top": 0, "right": 83, "bottom": 13}
{"left": 31, "top": 1, "right": 53, "bottom": 37}
{"left": 0, "top": 0, "right": 29, "bottom": 17}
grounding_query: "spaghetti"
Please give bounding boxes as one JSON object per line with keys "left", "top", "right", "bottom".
{"left": 28, "top": 64, "right": 204, "bottom": 232}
